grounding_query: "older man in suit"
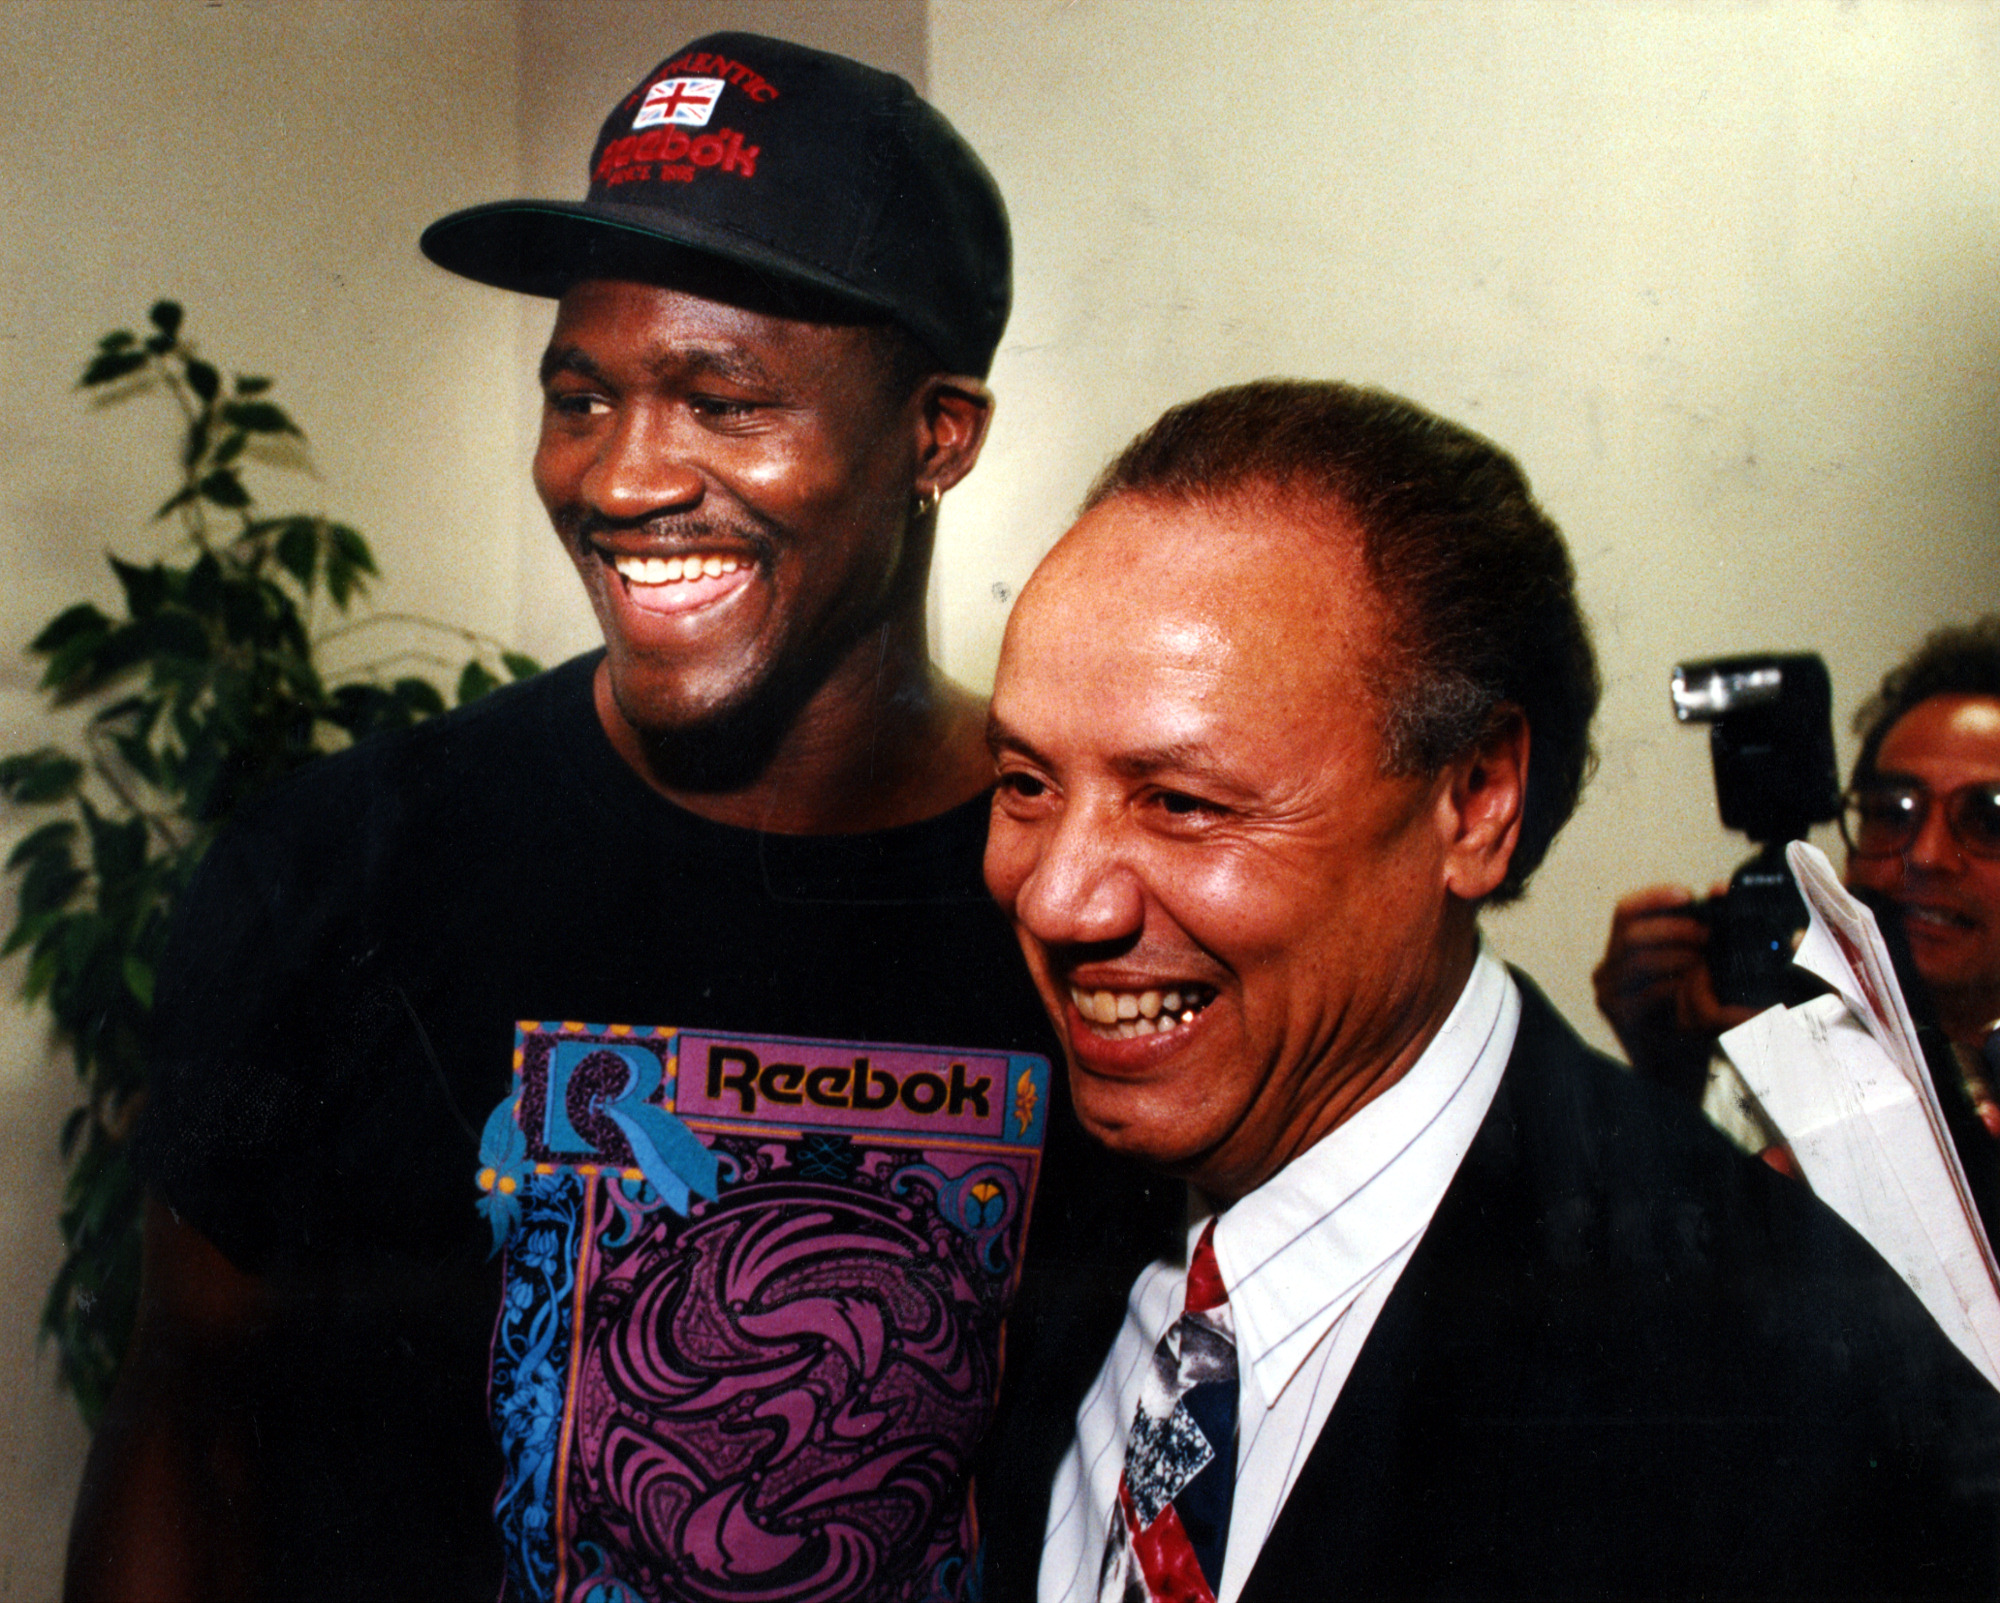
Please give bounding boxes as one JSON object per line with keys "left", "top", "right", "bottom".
{"left": 984, "top": 379, "right": 2000, "bottom": 1602}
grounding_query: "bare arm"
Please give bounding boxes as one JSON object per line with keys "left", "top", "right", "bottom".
{"left": 65, "top": 1194, "right": 270, "bottom": 1603}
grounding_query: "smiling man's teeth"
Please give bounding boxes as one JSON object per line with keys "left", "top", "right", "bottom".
{"left": 1070, "top": 985, "right": 1211, "bottom": 1039}
{"left": 613, "top": 554, "right": 744, "bottom": 585}
{"left": 1905, "top": 903, "right": 1977, "bottom": 931}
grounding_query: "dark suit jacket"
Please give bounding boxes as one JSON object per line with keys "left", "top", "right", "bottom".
{"left": 1239, "top": 977, "right": 2000, "bottom": 1601}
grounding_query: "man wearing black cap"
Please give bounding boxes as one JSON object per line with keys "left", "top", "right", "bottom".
{"left": 67, "top": 35, "right": 1160, "bottom": 1603}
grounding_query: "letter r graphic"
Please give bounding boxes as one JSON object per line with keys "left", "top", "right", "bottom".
{"left": 544, "top": 1042, "right": 665, "bottom": 1154}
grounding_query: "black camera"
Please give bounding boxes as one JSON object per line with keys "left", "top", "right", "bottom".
{"left": 1670, "top": 654, "right": 1842, "bottom": 1008}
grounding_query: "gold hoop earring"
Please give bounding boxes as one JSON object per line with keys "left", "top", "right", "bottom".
{"left": 913, "top": 484, "right": 941, "bottom": 520}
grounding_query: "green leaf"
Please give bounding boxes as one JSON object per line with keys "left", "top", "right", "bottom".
{"left": 55, "top": 898, "right": 106, "bottom": 959}
{"left": 275, "top": 520, "right": 317, "bottom": 590}
{"left": 92, "top": 693, "right": 158, "bottom": 726}
{"left": 216, "top": 571, "right": 276, "bottom": 648}
{"left": 184, "top": 359, "right": 220, "bottom": 404}
{"left": 148, "top": 301, "right": 183, "bottom": 339}
{"left": 24, "top": 941, "right": 61, "bottom": 1003}
{"left": 98, "top": 331, "right": 136, "bottom": 353}
{"left": 210, "top": 430, "right": 246, "bottom": 468}
{"left": 95, "top": 700, "right": 166, "bottom": 771}
{"left": 153, "top": 484, "right": 197, "bottom": 521}
{"left": 326, "top": 522, "right": 376, "bottom": 571}
{"left": 173, "top": 739, "right": 222, "bottom": 824}
{"left": 67, "top": 620, "right": 155, "bottom": 688}
{"left": 3, "top": 909, "right": 55, "bottom": 959}
{"left": 184, "top": 552, "right": 223, "bottom": 617}
{"left": 456, "top": 660, "right": 499, "bottom": 705}
{"left": 80, "top": 351, "right": 147, "bottom": 388}
{"left": 30, "top": 603, "right": 112, "bottom": 656}
{"left": 502, "top": 652, "right": 541, "bottom": 681}
{"left": 0, "top": 750, "right": 83, "bottom": 803}
{"left": 110, "top": 559, "right": 168, "bottom": 621}
{"left": 131, "top": 612, "right": 210, "bottom": 665}
{"left": 234, "top": 375, "right": 272, "bottom": 396}
{"left": 197, "top": 469, "right": 249, "bottom": 510}
{"left": 108, "top": 731, "right": 161, "bottom": 789}
{"left": 203, "top": 662, "right": 251, "bottom": 740}
{"left": 41, "top": 625, "right": 125, "bottom": 695}
{"left": 180, "top": 416, "right": 209, "bottom": 472}
{"left": 220, "top": 400, "right": 298, "bottom": 436}
{"left": 329, "top": 682, "right": 403, "bottom": 738}
{"left": 324, "top": 552, "right": 359, "bottom": 608}
{"left": 58, "top": 1106, "right": 87, "bottom": 1159}
{"left": 264, "top": 638, "right": 323, "bottom": 701}
{"left": 120, "top": 955, "right": 153, "bottom": 1010}
{"left": 392, "top": 677, "right": 446, "bottom": 719}
{"left": 18, "top": 854, "right": 86, "bottom": 918}
{"left": 7, "top": 820, "right": 78, "bottom": 871}
{"left": 79, "top": 804, "right": 145, "bottom": 895}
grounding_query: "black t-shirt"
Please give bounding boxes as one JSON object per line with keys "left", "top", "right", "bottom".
{"left": 136, "top": 652, "right": 1168, "bottom": 1601}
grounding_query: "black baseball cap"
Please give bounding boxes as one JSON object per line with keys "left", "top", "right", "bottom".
{"left": 420, "top": 33, "right": 1011, "bottom": 377}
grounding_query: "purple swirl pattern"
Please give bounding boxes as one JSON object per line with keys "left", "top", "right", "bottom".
{"left": 564, "top": 1142, "right": 1009, "bottom": 1601}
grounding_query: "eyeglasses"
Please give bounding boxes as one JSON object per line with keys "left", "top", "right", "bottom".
{"left": 1839, "top": 780, "right": 2000, "bottom": 861}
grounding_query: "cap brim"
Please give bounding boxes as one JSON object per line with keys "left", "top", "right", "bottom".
{"left": 419, "top": 200, "right": 900, "bottom": 326}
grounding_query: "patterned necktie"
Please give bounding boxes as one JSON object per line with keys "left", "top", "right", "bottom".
{"left": 1100, "top": 1220, "right": 1238, "bottom": 1603}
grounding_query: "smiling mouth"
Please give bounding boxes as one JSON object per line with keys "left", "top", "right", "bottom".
{"left": 603, "top": 550, "right": 755, "bottom": 616}
{"left": 1068, "top": 983, "right": 1216, "bottom": 1041}
{"left": 612, "top": 552, "right": 749, "bottom": 585}
{"left": 1901, "top": 901, "right": 1980, "bottom": 934}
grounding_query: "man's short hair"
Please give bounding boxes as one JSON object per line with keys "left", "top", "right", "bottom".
{"left": 1083, "top": 379, "right": 1598, "bottom": 904}
{"left": 1853, "top": 615, "right": 2000, "bottom": 781}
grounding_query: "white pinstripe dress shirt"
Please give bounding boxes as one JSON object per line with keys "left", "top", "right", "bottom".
{"left": 1038, "top": 949, "right": 1521, "bottom": 1603}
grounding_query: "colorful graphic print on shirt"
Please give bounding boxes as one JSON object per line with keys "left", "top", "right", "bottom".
{"left": 477, "top": 1023, "right": 1051, "bottom": 1603}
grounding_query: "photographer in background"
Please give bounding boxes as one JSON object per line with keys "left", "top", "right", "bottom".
{"left": 1595, "top": 617, "right": 2000, "bottom": 1166}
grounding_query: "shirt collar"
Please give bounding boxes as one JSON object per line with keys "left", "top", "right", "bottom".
{"left": 1202, "top": 948, "right": 1521, "bottom": 1403}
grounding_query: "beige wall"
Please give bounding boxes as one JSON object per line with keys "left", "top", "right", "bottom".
{"left": 3, "top": 0, "right": 1997, "bottom": 1591}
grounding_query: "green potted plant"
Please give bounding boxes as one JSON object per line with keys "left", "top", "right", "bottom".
{"left": 2, "top": 301, "right": 536, "bottom": 1422}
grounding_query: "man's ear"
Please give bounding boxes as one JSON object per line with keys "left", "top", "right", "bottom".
{"left": 912, "top": 375, "right": 995, "bottom": 497}
{"left": 1439, "top": 706, "right": 1528, "bottom": 903}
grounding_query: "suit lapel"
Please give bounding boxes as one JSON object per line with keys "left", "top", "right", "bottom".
{"left": 1236, "top": 979, "right": 1582, "bottom": 1601}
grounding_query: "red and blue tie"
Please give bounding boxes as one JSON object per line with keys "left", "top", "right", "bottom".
{"left": 1100, "top": 1221, "right": 1238, "bottom": 1603}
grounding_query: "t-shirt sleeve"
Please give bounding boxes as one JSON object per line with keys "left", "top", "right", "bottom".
{"left": 131, "top": 772, "right": 380, "bottom": 1275}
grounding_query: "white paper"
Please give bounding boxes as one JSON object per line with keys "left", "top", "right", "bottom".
{"left": 1714, "top": 843, "right": 2000, "bottom": 1389}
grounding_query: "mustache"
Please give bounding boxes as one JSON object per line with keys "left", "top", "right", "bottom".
{"left": 553, "top": 505, "right": 780, "bottom": 567}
